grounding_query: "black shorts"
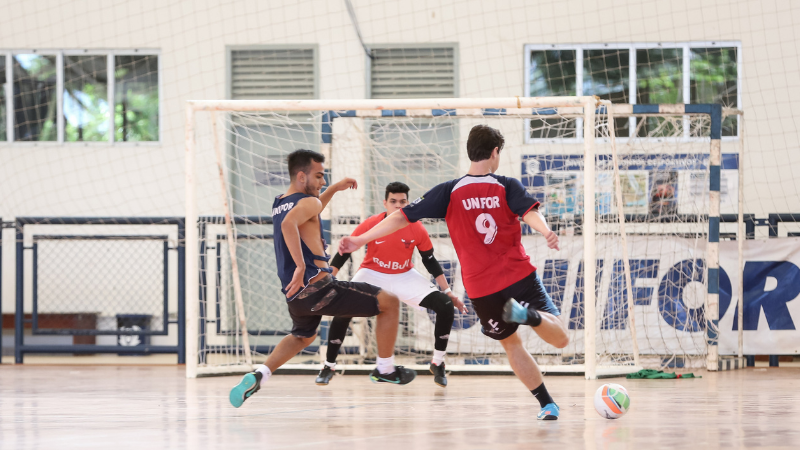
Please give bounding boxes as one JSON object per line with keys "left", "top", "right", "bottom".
{"left": 470, "top": 270, "right": 560, "bottom": 341}
{"left": 287, "top": 274, "right": 381, "bottom": 338}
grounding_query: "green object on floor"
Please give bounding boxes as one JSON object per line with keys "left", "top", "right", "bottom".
{"left": 626, "top": 369, "right": 701, "bottom": 379}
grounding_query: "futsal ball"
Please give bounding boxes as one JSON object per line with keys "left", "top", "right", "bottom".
{"left": 594, "top": 383, "right": 631, "bottom": 419}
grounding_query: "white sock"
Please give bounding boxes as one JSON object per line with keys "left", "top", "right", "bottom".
{"left": 376, "top": 356, "right": 395, "bottom": 374}
{"left": 256, "top": 365, "right": 272, "bottom": 386}
{"left": 324, "top": 361, "right": 336, "bottom": 369}
{"left": 432, "top": 350, "right": 446, "bottom": 366}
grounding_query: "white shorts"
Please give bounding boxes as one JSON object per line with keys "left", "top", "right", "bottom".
{"left": 350, "top": 267, "right": 438, "bottom": 310}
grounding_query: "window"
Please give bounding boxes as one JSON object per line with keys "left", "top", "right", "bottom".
{"left": 1, "top": 50, "right": 159, "bottom": 144}
{"left": 524, "top": 42, "right": 740, "bottom": 140}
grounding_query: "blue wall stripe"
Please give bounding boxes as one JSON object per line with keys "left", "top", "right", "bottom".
{"left": 708, "top": 268, "right": 720, "bottom": 294}
{"left": 709, "top": 217, "right": 720, "bottom": 242}
{"left": 532, "top": 107, "right": 557, "bottom": 115}
{"left": 432, "top": 109, "right": 457, "bottom": 116}
{"left": 483, "top": 108, "right": 506, "bottom": 115}
{"left": 633, "top": 104, "right": 659, "bottom": 114}
{"left": 381, "top": 110, "right": 406, "bottom": 117}
{"left": 710, "top": 165, "right": 721, "bottom": 191}
{"left": 321, "top": 111, "right": 332, "bottom": 144}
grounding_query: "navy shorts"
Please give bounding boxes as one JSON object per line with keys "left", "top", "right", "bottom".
{"left": 469, "top": 270, "right": 560, "bottom": 341}
{"left": 287, "top": 274, "right": 381, "bottom": 338}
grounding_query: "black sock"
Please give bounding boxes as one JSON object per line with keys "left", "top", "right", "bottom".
{"left": 419, "top": 292, "right": 454, "bottom": 351}
{"left": 525, "top": 308, "right": 542, "bottom": 327}
{"left": 325, "top": 316, "right": 351, "bottom": 363}
{"left": 531, "top": 382, "right": 555, "bottom": 408}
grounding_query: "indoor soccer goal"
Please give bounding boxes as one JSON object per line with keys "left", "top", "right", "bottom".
{"left": 185, "top": 97, "right": 743, "bottom": 379}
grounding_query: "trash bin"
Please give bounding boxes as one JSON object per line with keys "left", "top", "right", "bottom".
{"left": 117, "top": 314, "right": 151, "bottom": 356}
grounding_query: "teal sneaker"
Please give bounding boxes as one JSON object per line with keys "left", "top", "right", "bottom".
{"left": 538, "top": 402, "right": 559, "bottom": 421}
{"left": 229, "top": 371, "right": 262, "bottom": 408}
{"left": 369, "top": 366, "right": 417, "bottom": 385}
{"left": 502, "top": 298, "right": 529, "bottom": 324}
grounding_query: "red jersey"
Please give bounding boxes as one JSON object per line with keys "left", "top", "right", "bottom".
{"left": 400, "top": 174, "right": 540, "bottom": 298}
{"left": 354, "top": 213, "right": 433, "bottom": 274}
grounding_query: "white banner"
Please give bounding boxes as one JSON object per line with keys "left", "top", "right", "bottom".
{"left": 413, "top": 236, "right": 800, "bottom": 356}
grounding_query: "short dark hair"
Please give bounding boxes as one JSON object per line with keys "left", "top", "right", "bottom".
{"left": 287, "top": 149, "right": 325, "bottom": 180}
{"left": 466, "top": 125, "right": 505, "bottom": 162}
{"left": 384, "top": 181, "right": 410, "bottom": 200}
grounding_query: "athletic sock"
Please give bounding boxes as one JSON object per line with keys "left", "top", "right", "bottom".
{"left": 432, "top": 350, "right": 446, "bottom": 366}
{"left": 531, "top": 382, "right": 555, "bottom": 408}
{"left": 324, "top": 361, "right": 336, "bottom": 369}
{"left": 256, "top": 365, "right": 272, "bottom": 386}
{"left": 376, "top": 356, "right": 395, "bottom": 374}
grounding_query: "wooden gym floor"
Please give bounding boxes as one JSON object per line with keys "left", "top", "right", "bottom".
{"left": 1, "top": 365, "right": 798, "bottom": 449}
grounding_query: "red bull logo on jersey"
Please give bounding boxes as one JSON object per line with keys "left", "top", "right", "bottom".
{"left": 373, "top": 257, "right": 410, "bottom": 271}
{"left": 461, "top": 196, "right": 500, "bottom": 210}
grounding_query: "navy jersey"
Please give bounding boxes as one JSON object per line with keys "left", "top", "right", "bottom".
{"left": 272, "top": 193, "right": 331, "bottom": 301}
{"left": 400, "top": 174, "right": 540, "bottom": 298}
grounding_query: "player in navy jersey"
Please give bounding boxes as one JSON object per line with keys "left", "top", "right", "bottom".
{"left": 339, "top": 125, "right": 569, "bottom": 420}
{"left": 230, "top": 149, "right": 416, "bottom": 408}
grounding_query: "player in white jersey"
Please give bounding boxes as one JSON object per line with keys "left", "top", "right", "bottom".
{"left": 320, "top": 182, "right": 467, "bottom": 387}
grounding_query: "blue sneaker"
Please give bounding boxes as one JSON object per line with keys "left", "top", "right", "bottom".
{"left": 538, "top": 402, "right": 559, "bottom": 420}
{"left": 502, "top": 299, "right": 529, "bottom": 324}
{"left": 229, "top": 371, "right": 262, "bottom": 408}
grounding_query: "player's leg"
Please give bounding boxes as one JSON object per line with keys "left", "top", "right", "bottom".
{"left": 499, "top": 332, "right": 559, "bottom": 420}
{"left": 418, "top": 291, "right": 454, "bottom": 387}
{"left": 316, "top": 315, "right": 351, "bottom": 385}
{"left": 501, "top": 271, "right": 569, "bottom": 349}
{"left": 392, "top": 268, "right": 454, "bottom": 386}
{"left": 308, "top": 276, "right": 416, "bottom": 384}
{"left": 470, "top": 287, "right": 560, "bottom": 421}
{"left": 230, "top": 303, "right": 319, "bottom": 408}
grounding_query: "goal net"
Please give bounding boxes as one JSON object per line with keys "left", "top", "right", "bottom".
{"left": 185, "top": 98, "right": 742, "bottom": 378}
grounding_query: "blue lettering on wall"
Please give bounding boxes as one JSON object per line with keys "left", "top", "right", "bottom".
{"left": 602, "top": 259, "right": 660, "bottom": 330}
{"left": 570, "top": 260, "right": 604, "bottom": 330}
{"left": 657, "top": 259, "right": 731, "bottom": 332}
{"left": 730, "top": 261, "right": 800, "bottom": 331}
{"left": 429, "top": 260, "right": 479, "bottom": 330}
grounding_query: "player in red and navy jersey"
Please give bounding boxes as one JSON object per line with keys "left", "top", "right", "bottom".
{"left": 318, "top": 182, "right": 467, "bottom": 388}
{"left": 339, "top": 125, "right": 569, "bottom": 420}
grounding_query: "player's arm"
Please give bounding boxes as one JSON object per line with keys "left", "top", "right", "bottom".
{"left": 522, "top": 207, "right": 559, "bottom": 251}
{"left": 281, "top": 197, "right": 323, "bottom": 297}
{"left": 329, "top": 252, "right": 351, "bottom": 277}
{"left": 417, "top": 246, "right": 468, "bottom": 313}
{"left": 338, "top": 211, "right": 409, "bottom": 253}
{"left": 340, "top": 181, "right": 453, "bottom": 254}
{"left": 319, "top": 177, "right": 358, "bottom": 210}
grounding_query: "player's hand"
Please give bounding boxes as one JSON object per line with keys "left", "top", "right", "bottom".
{"left": 449, "top": 292, "right": 468, "bottom": 314}
{"left": 285, "top": 266, "right": 306, "bottom": 298}
{"left": 545, "top": 230, "right": 560, "bottom": 251}
{"left": 338, "top": 236, "right": 363, "bottom": 254}
{"left": 333, "top": 177, "right": 358, "bottom": 192}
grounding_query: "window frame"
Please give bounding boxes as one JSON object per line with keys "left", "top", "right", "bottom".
{"left": 365, "top": 43, "right": 459, "bottom": 99}
{"left": 1, "top": 48, "right": 161, "bottom": 145}
{"left": 523, "top": 41, "right": 742, "bottom": 144}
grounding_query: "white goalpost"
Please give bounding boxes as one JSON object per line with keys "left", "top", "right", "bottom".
{"left": 185, "top": 97, "right": 743, "bottom": 379}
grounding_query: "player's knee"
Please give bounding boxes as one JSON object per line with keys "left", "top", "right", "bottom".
{"left": 553, "top": 334, "right": 570, "bottom": 349}
{"left": 421, "top": 292, "right": 454, "bottom": 320}
{"left": 377, "top": 290, "right": 399, "bottom": 313}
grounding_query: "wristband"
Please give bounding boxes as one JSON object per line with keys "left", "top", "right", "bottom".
{"left": 443, "top": 288, "right": 452, "bottom": 294}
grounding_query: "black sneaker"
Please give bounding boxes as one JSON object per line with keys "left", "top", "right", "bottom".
{"left": 369, "top": 365, "right": 416, "bottom": 385}
{"left": 429, "top": 362, "right": 447, "bottom": 388}
{"left": 316, "top": 365, "right": 335, "bottom": 386}
{"left": 229, "top": 371, "right": 262, "bottom": 408}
